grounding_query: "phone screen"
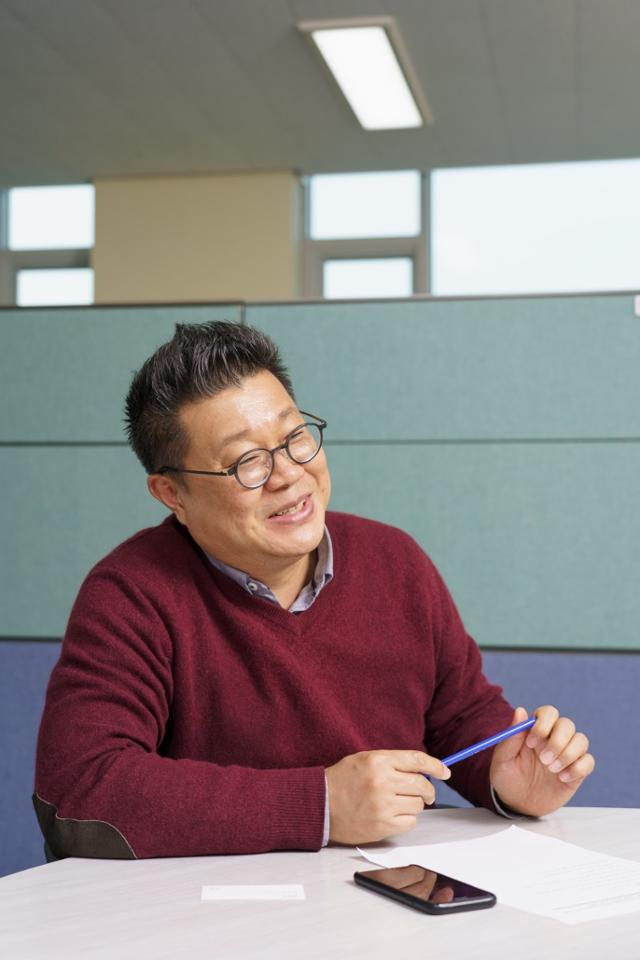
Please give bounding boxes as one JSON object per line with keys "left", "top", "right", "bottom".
{"left": 354, "top": 865, "right": 496, "bottom": 913}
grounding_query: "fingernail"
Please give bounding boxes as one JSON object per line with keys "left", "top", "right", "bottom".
{"left": 549, "top": 760, "right": 562, "bottom": 773}
{"left": 540, "top": 750, "right": 554, "bottom": 765}
{"left": 559, "top": 771, "right": 572, "bottom": 782}
{"left": 442, "top": 766, "right": 451, "bottom": 780}
{"left": 526, "top": 735, "right": 538, "bottom": 748}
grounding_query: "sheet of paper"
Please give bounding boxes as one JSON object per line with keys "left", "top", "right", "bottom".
{"left": 358, "top": 825, "right": 640, "bottom": 925}
{"left": 201, "top": 884, "right": 305, "bottom": 901}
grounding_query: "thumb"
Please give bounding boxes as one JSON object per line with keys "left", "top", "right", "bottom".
{"left": 492, "top": 707, "right": 530, "bottom": 764}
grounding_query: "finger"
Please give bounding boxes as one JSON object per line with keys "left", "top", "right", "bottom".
{"left": 389, "top": 750, "right": 451, "bottom": 781}
{"left": 491, "top": 706, "right": 530, "bottom": 763}
{"left": 394, "top": 772, "right": 438, "bottom": 805}
{"left": 558, "top": 752, "right": 596, "bottom": 785}
{"left": 390, "top": 814, "right": 419, "bottom": 835}
{"left": 537, "top": 717, "right": 576, "bottom": 766}
{"left": 546, "top": 732, "right": 589, "bottom": 774}
{"left": 394, "top": 795, "right": 427, "bottom": 817}
{"left": 525, "top": 705, "right": 560, "bottom": 749}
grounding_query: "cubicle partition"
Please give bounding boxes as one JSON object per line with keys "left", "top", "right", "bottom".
{"left": 2, "top": 294, "right": 638, "bottom": 875}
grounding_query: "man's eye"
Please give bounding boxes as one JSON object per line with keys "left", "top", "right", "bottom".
{"left": 239, "top": 452, "right": 262, "bottom": 466}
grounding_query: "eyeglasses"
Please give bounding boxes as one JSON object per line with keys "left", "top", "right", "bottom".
{"left": 157, "top": 412, "right": 327, "bottom": 490}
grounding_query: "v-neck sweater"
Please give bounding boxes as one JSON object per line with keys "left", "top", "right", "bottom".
{"left": 34, "top": 511, "right": 513, "bottom": 859}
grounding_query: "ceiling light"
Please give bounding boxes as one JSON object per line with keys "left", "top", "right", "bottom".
{"left": 299, "top": 17, "right": 432, "bottom": 131}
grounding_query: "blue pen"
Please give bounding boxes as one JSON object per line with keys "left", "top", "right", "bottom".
{"left": 440, "top": 717, "right": 536, "bottom": 768}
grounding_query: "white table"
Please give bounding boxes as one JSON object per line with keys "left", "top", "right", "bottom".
{"left": 1, "top": 808, "right": 639, "bottom": 960}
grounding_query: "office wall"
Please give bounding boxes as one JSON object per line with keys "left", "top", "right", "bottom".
{"left": 93, "top": 172, "right": 302, "bottom": 303}
{"left": 2, "top": 295, "right": 638, "bottom": 875}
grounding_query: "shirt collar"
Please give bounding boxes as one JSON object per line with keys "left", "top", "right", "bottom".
{"left": 206, "top": 527, "right": 333, "bottom": 611}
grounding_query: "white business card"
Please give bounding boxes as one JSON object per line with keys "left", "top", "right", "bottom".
{"left": 201, "top": 884, "right": 305, "bottom": 901}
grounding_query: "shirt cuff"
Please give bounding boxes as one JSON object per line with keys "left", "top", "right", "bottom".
{"left": 322, "top": 774, "right": 330, "bottom": 846}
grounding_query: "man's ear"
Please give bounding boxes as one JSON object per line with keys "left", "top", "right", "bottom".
{"left": 147, "top": 474, "right": 188, "bottom": 524}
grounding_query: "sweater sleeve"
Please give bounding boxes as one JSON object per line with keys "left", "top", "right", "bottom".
{"left": 419, "top": 557, "right": 515, "bottom": 811}
{"left": 34, "top": 567, "right": 326, "bottom": 859}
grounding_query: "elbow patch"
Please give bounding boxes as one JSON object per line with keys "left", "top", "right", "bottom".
{"left": 32, "top": 794, "right": 136, "bottom": 860}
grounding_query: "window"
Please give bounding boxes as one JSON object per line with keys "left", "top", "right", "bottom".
{"left": 304, "top": 171, "right": 426, "bottom": 298}
{"left": 323, "top": 257, "right": 413, "bottom": 299}
{"left": 8, "top": 185, "right": 94, "bottom": 250}
{"left": 16, "top": 268, "right": 94, "bottom": 306}
{"left": 431, "top": 159, "right": 640, "bottom": 295}
{"left": 0, "top": 184, "right": 95, "bottom": 306}
{"left": 309, "top": 171, "right": 420, "bottom": 239}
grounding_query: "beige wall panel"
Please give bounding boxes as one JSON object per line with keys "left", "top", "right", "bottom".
{"left": 93, "top": 172, "right": 300, "bottom": 303}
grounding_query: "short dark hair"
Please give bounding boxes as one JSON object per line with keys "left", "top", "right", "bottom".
{"left": 124, "top": 320, "right": 295, "bottom": 474}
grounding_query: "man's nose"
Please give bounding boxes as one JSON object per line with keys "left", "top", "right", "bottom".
{"left": 266, "top": 447, "right": 305, "bottom": 486}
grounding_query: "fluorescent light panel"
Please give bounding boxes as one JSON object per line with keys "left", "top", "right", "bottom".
{"left": 302, "top": 20, "right": 428, "bottom": 130}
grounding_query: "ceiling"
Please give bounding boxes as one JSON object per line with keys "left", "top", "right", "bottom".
{"left": 2, "top": 0, "right": 640, "bottom": 188}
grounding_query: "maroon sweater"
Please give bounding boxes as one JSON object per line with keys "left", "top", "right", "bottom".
{"left": 34, "top": 511, "right": 513, "bottom": 859}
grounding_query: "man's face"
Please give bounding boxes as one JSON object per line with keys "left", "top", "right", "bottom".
{"left": 152, "top": 370, "right": 331, "bottom": 577}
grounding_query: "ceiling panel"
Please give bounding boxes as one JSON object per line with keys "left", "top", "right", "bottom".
{"left": 397, "top": 0, "right": 513, "bottom": 167}
{"left": 1, "top": 0, "right": 640, "bottom": 186}
{"left": 578, "top": 0, "right": 640, "bottom": 158}
{"left": 482, "top": 0, "right": 578, "bottom": 164}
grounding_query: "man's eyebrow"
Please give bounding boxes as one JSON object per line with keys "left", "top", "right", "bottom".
{"left": 218, "top": 406, "right": 299, "bottom": 451}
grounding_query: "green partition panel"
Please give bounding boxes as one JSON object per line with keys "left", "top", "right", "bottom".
{"left": 1, "top": 446, "right": 166, "bottom": 637}
{"left": 247, "top": 296, "right": 640, "bottom": 440}
{"left": 3, "top": 296, "right": 639, "bottom": 649}
{"left": 0, "top": 304, "right": 242, "bottom": 441}
{"left": 1, "top": 303, "right": 240, "bottom": 637}
{"left": 4, "top": 439, "right": 636, "bottom": 647}
{"left": 248, "top": 295, "right": 640, "bottom": 651}
{"left": 327, "top": 443, "right": 640, "bottom": 650}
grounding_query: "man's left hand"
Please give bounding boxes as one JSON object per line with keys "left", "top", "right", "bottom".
{"left": 489, "top": 705, "right": 595, "bottom": 817}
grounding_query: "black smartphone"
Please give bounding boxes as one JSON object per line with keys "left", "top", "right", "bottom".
{"left": 354, "top": 864, "right": 496, "bottom": 915}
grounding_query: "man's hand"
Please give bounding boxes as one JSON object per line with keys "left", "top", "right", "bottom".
{"left": 490, "top": 705, "right": 595, "bottom": 817}
{"left": 325, "top": 749, "right": 451, "bottom": 845}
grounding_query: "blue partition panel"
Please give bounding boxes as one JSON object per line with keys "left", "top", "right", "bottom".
{"left": 0, "top": 641, "right": 60, "bottom": 877}
{"left": 436, "top": 650, "right": 640, "bottom": 810}
{"left": 1, "top": 642, "right": 636, "bottom": 877}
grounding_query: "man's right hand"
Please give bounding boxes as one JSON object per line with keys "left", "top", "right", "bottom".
{"left": 325, "top": 749, "right": 451, "bottom": 845}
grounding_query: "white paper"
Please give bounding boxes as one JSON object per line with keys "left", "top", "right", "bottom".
{"left": 201, "top": 884, "right": 305, "bottom": 901}
{"left": 358, "top": 825, "right": 640, "bottom": 925}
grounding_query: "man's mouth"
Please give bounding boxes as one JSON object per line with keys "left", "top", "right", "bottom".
{"left": 270, "top": 496, "right": 309, "bottom": 518}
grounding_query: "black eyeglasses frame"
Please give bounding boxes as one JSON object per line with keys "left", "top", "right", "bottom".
{"left": 156, "top": 411, "right": 327, "bottom": 489}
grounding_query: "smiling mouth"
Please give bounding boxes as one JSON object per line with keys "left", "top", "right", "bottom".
{"left": 270, "top": 496, "right": 309, "bottom": 518}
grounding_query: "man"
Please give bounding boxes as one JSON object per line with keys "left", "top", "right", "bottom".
{"left": 34, "top": 321, "right": 594, "bottom": 859}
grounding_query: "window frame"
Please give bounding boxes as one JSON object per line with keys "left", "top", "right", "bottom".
{"left": 0, "top": 188, "right": 93, "bottom": 307}
{"left": 301, "top": 172, "right": 430, "bottom": 298}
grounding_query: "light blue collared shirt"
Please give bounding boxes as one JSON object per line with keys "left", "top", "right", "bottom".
{"left": 207, "top": 527, "right": 333, "bottom": 613}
